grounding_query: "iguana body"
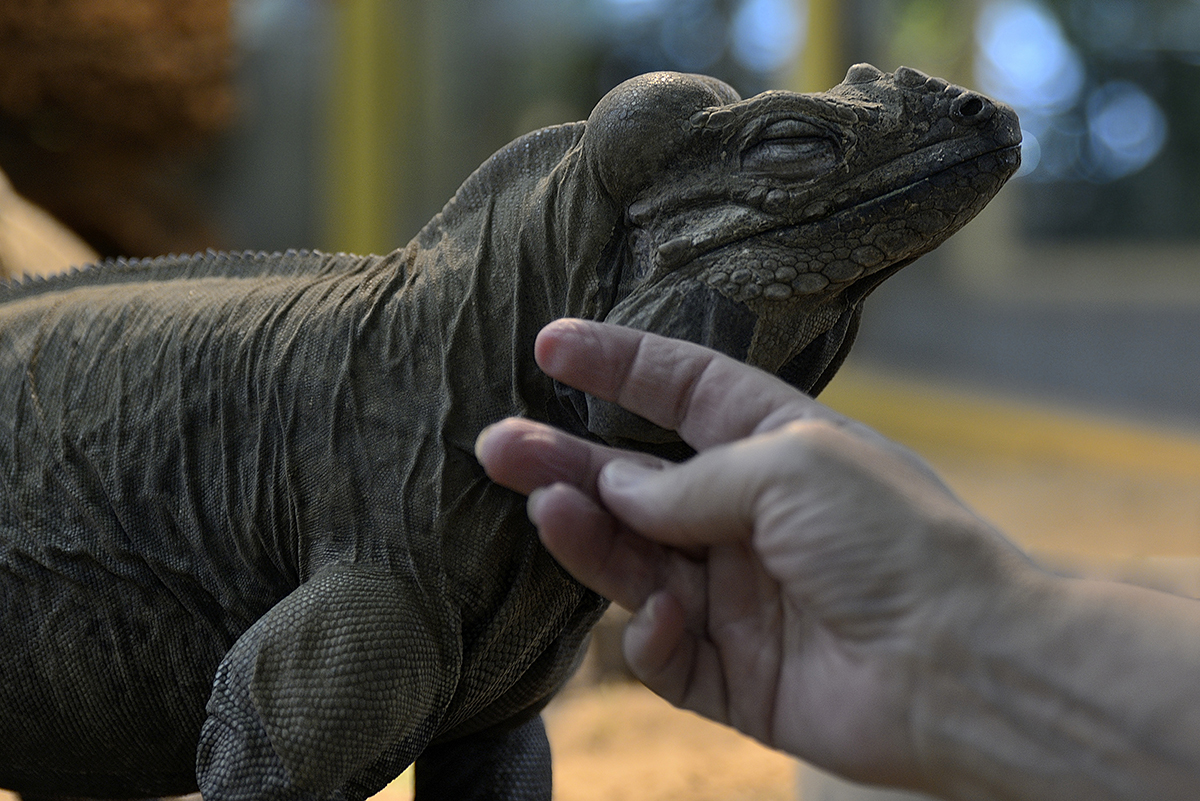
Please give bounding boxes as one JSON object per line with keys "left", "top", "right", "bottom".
{"left": 0, "top": 65, "right": 1019, "bottom": 800}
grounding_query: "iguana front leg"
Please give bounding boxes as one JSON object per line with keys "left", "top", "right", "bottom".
{"left": 197, "top": 564, "right": 460, "bottom": 801}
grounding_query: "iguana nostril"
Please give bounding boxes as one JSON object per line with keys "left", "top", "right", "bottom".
{"left": 952, "top": 93, "right": 992, "bottom": 122}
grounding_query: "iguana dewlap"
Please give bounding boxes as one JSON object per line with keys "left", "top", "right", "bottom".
{"left": 0, "top": 65, "right": 1019, "bottom": 801}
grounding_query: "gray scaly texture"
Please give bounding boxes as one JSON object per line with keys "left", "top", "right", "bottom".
{"left": 0, "top": 64, "right": 1019, "bottom": 801}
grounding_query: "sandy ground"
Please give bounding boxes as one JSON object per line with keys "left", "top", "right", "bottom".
{"left": 544, "top": 683, "right": 797, "bottom": 801}
{"left": 349, "top": 679, "right": 798, "bottom": 801}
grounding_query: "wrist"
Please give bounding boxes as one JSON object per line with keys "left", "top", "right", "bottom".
{"left": 911, "top": 559, "right": 1200, "bottom": 800}
{"left": 906, "top": 535, "right": 1060, "bottom": 799}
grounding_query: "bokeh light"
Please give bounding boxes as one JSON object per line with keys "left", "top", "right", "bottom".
{"left": 975, "top": 0, "right": 1168, "bottom": 182}
{"left": 976, "top": 0, "right": 1084, "bottom": 114}
{"left": 1085, "top": 81, "right": 1168, "bottom": 180}
{"left": 731, "top": 0, "right": 805, "bottom": 74}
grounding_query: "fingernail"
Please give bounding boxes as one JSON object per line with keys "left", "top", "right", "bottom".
{"left": 526, "top": 487, "right": 547, "bottom": 524}
{"left": 601, "top": 459, "right": 653, "bottom": 490}
{"left": 473, "top": 424, "right": 495, "bottom": 460}
{"left": 629, "top": 592, "right": 660, "bottom": 631}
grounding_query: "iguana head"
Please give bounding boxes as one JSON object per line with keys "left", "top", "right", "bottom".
{"left": 579, "top": 63, "right": 1021, "bottom": 446}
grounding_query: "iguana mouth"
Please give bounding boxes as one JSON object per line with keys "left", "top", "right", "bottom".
{"left": 837, "top": 140, "right": 1023, "bottom": 225}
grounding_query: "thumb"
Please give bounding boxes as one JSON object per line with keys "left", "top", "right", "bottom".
{"left": 597, "top": 440, "right": 771, "bottom": 548}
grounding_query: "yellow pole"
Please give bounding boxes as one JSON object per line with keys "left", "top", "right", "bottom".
{"left": 791, "top": 0, "right": 843, "bottom": 93}
{"left": 324, "top": 0, "right": 418, "bottom": 254}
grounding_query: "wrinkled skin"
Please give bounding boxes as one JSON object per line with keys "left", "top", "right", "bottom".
{"left": 580, "top": 64, "right": 1021, "bottom": 445}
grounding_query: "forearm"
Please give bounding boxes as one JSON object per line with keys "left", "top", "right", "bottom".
{"left": 915, "top": 570, "right": 1200, "bottom": 800}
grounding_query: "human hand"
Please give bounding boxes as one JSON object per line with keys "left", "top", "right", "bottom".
{"left": 475, "top": 319, "right": 1035, "bottom": 790}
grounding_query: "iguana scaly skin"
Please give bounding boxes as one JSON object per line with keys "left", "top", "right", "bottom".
{"left": 0, "top": 65, "right": 1019, "bottom": 801}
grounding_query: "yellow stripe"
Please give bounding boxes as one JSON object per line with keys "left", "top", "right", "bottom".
{"left": 821, "top": 368, "right": 1200, "bottom": 482}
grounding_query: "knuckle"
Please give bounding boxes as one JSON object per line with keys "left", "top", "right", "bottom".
{"left": 776, "top": 417, "right": 853, "bottom": 459}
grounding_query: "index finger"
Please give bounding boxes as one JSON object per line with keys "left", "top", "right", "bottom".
{"left": 535, "top": 319, "right": 848, "bottom": 451}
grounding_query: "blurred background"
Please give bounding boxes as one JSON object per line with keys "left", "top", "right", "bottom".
{"left": 0, "top": 1, "right": 1198, "bottom": 799}
{"left": 2, "top": 0, "right": 1197, "bottom": 429}
{"left": 2, "top": 0, "right": 1198, "bottom": 427}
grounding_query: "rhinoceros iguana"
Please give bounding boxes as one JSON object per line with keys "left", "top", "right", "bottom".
{"left": 0, "top": 64, "right": 1019, "bottom": 801}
